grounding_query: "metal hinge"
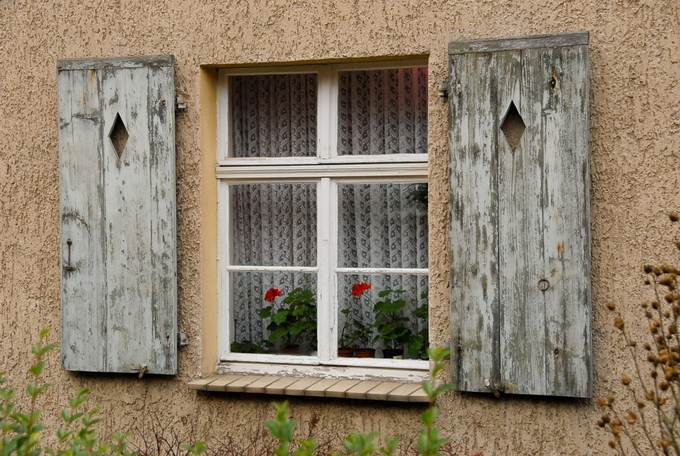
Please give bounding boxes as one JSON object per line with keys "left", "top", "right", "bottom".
{"left": 176, "top": 96, "right": 187, "bottom": 112}
{"left": 438, "top": 80, "right": 449, "bottom": 99}
{"left": 484, "top": 378, "right": 504, "bottom": 398}
{"left": 177, "top": 331, "right": 189, "bottom": 347}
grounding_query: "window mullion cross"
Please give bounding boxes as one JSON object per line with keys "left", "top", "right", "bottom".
{"left": 316, "top": 178, "right": 333, "bottom": 362}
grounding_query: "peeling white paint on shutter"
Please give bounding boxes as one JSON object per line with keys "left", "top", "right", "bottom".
{"left": 448, "top": 33, "right": 591, "bottom": 397}
{"left": 57, "top": 56, "right": 177, "bottom": 375}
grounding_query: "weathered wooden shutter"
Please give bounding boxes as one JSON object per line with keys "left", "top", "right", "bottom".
{"left": 57, "top": 56, "right": 177, "bottom": 375}
{"left": 449, "top": 33, "right": 591, "bottom": 397}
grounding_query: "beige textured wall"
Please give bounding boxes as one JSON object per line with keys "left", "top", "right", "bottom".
{"left": 1, "top": 1, "right": 679, "bottom": 454}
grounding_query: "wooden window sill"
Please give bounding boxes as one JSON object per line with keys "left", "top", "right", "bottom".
{"left": 188, "top": 374, "right": 428, "bottom": 403}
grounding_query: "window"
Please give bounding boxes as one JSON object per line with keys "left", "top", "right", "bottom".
{"left": 216, "top": 61, "right": 429, "bottom": 374}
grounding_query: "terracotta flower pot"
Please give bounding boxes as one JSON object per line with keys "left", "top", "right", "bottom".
{"left": 354, "top": 348, "right": 376, "bottom": 358}
{"left": 281, "top": 344, "right": 301, "bottom": 355}
{"left": 338, "top": 347, "right": 354, "bottom": 357}
{"left": 382, "top": 348, "right": 404, "bottom": 359}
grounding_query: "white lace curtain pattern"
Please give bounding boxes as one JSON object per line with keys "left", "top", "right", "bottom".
{"left": 229, "top": 69, "right": 428, "bottom": 350}
{"left": 338, "top": 68, "right": 428, "bottom": 155}
{"left": 231, "top": 74, "right": 317, "bottom": 158}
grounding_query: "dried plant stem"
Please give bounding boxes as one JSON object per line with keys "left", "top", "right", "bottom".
{"left": 621, "top": 321, "right": 661, "bottom": 455}
{"left": 608, "top": 404, "right": 645, "bottom": 456}
{"left": 598, "top": 215, "right": 680, "bottom": 455}
{"left": 650, "top": 277, "right": 680, "bottom": 454}
{"left": 627, "top": 384, "right": 660, "bottom": 455}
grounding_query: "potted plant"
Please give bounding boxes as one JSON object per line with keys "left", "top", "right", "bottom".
{"left": 258, "top": 287, "right": 316, "bottom": 354}
{"left": 346, "top": 282, "right": 376, "bottom": 358}
{"left": 373, "top": 288, "right": 412, "bottom": 358}
{"left": 407, "top": 295, "right": 429, "bottom": 359}
{"left": 338, "top": 308, "right": 355, "bottom": 357}
{"left": 349, "top": 317, "right": 376, "bottom": 358}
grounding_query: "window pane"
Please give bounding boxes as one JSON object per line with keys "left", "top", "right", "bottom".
{"left": 337, "top": 273, "right": 428, "bottom": 360}
{"left": 338, "top": 68, "right": 427, "bottom": 155}
{"left": 338, "top": 182, "right": 427, "bottom": 268}
{"left": 231, "top": 183, "right": 317, "bottom": 267}
{"left": 230, "top": 74, "right": 317, "bottom": 158}
{"left": 231, "top": 271, "right": 317, "bottom": 356}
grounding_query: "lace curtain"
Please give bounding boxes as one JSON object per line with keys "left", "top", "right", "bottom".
{"left": 229, "top": 69, "right": 428, "bottom": 351}
{"left": 231, "top": 74, "right": 317, "bottom": 158}
{"left": 338, "top": 68, "right": 428, "bottom": 155}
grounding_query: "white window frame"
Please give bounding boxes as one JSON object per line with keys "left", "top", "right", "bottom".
{"left": 216, "top": 60, "right": 429, "bottom": 380}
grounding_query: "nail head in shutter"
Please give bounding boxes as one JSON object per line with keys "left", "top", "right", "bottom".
{"left": 448, "top": 33, "right": 591, "bottom": 398}
{"left": 58, "top": 55, "right": 177, "bottom": 375}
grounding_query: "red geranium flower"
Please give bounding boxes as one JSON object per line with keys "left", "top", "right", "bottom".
{"left": 264, "top": 287, "right": 283, "bottom": 302}
{"left": 351, "top": 282, "right": 371, "bottom": 297}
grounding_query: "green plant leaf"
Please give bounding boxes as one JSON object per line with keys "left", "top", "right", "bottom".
{"left": 294, "top": 438, "right": 316, "bottom": 456}
{"left": 379, "top": 437, "right": 399, "bottom": 456}
{"left": 259, "top": 306, "right": 273, "bottom": 319}
{"left": 28, "top": 361, "right": 44, "bottom": 377}
{"left": 270, "top": 327, "right": 289, "bottom": 342}
{"left": 289, "top": 321, "right": 309, "bottom": 337}
{"left": 184, "top": 441, "right": 207, "bottom": 455}
{"left": 272, "top": 309, "right": 290, "bottom": 324}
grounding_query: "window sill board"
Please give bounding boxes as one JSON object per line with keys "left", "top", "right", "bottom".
{"left": 188, "top": 374, "right": 429, "bottom": 403}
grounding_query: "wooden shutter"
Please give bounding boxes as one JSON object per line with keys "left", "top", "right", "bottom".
{"left": 448, "top": 33, "right": 591, "bottom": 397}
{"left": 57, "top": 56, "right": 177, "bottom": 375}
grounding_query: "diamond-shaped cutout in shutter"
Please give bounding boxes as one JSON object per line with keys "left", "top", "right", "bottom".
{"left": 109, "top": 113, "right": 129, "bottom": 159}
{"left": 500, "top": 101, "right": 525, "bottom": 151}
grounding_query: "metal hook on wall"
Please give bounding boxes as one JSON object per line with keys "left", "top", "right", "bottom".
{"left": 63, "top": 239, "right": 76, "bottom": 272}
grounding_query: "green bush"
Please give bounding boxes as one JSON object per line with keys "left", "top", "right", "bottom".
{"left": 2, "top": 330, "right": 456, "bottom": 455}
{"left": 264, "top": 347, "right": 453, "bottom": 456}
{"left": 0, "top": 329, "right": 205, "bottom": 456}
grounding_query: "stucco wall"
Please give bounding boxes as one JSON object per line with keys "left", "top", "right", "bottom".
{"left": 1, "top": 1, "right": 679, "bottom": 454}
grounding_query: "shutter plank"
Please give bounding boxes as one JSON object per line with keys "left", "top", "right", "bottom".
{"left": 147, "top": 64, "right": 178, "bottom": 374}
{"left": 498, "top": 50, "right": 548, "bottom": 395}
{"left": 449, "top": 32, "right": 589, "bottom": 55}
{"left": 449, "top": 52, "right": 500, "bottom": 393}
{"left": 101, "top": 66, "right": 153, "bottom": 373}
{"left": 539, "top": 45, "right": 591, "bottom": 397}
{"left": 58, "top": 68, "right": 106, "bottom": 372}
